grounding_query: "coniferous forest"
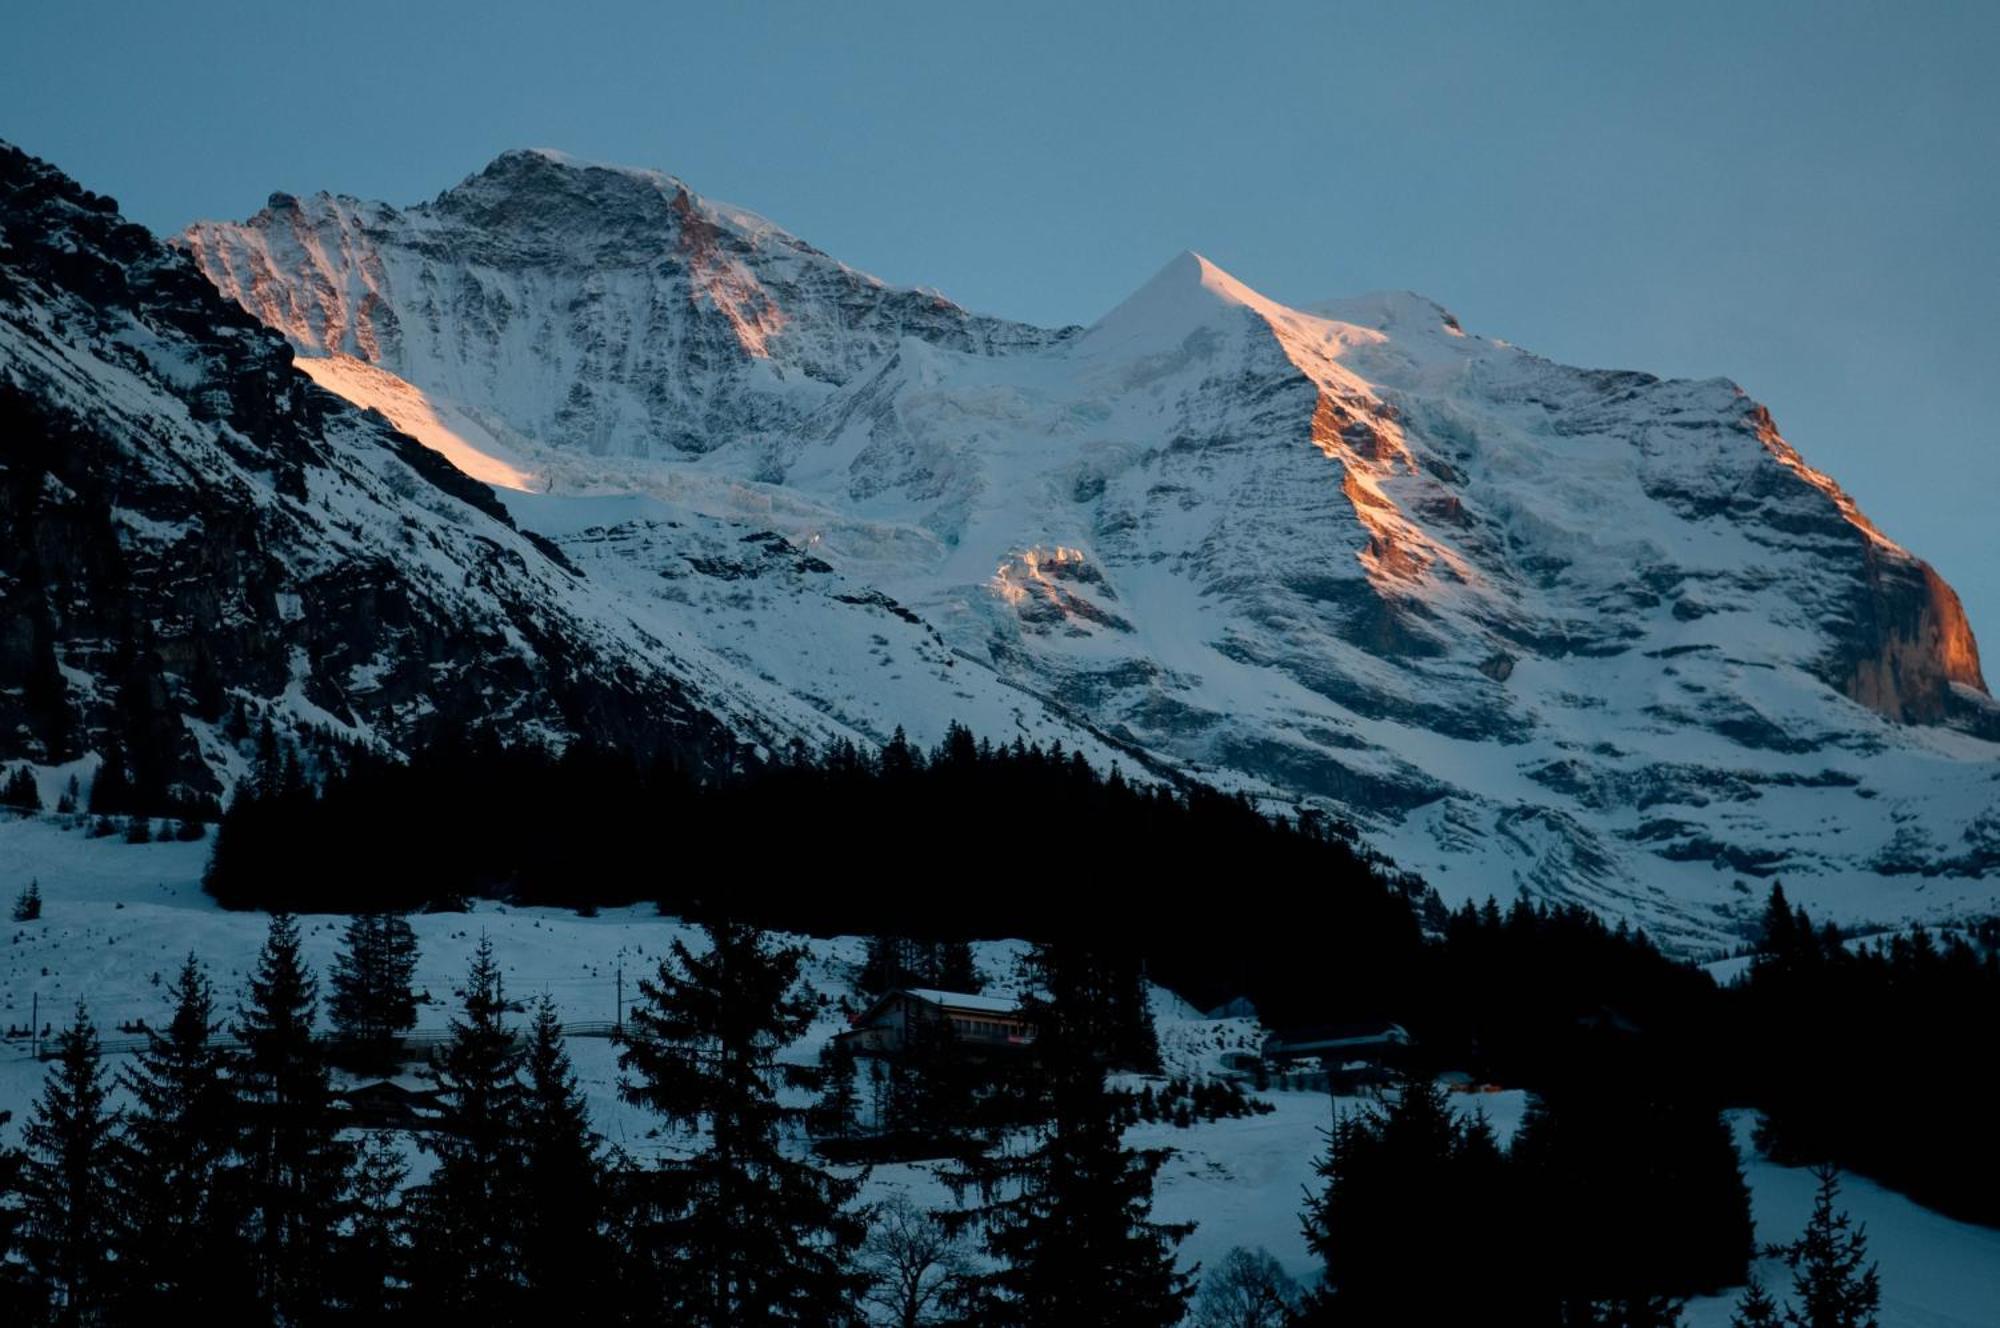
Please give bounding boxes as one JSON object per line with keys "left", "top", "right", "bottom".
{"left": 0, "top": 724, "right": 1946, "bottom": 1324}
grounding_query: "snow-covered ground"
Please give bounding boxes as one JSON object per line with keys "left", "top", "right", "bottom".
{"left": 2, "top": 812, "right": 1994, "bottom": 1324}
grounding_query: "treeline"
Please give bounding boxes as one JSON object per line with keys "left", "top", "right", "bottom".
{"left": 1737, "top": 885, "right": 2000, "bottom": 1225}
{"left": 198, "top": 726, "right": 2000, "bottom": 1236}
{"left": 1291, "top": 1075, "right": 1883, "bottom": 1328}
{"left": 204, "top": 724, "right": 1429, "bottom": 1028}
{"left": 0, "top": 918, "right": 1201, "bottom": 1327}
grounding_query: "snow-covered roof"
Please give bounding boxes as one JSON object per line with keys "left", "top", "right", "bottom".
{"left": 902, "top": 988, "right": 1022, "bottom": 1015}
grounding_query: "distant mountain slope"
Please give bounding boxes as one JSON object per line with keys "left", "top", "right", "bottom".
{"left": 0, "top": 143, "right": 1139, "bottom": 821}
{"left": 164, "top": 149, "right": 2000, "bottom": 938}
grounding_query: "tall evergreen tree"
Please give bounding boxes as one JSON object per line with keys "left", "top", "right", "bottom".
{"left": 115, "top": 954, "right": 248, "bottom": 1318}
{"left": 943, "top": 942, "right": 1192, "bottom": 1328}
{"left": 1511, "top": 1083, "right": 1751, "bottom": 1310}
{"left": 234, "top": 912, "right": 352, "bottom": 1324}
{"left": 860, "top": 934, "right": 924, "bottom": 996}
{"left": 0, "top": 1112, "right": 32, "bottom": 1320}
{"left": 1730, "top": 1280, "right": 1782, "bottom": 1328}
{"left": 518, "top": 994, "right": 607, "bottom": 1325}
{"left": 338, "top": 1133, "right": 409, "bottom": 1323}
{"left": 20, "top": 1003, "right": 119, "bottom": 1327}
{"left": 618, "top": 918, "right": 867, "bottom": 1326}
{"left": 928, "top": 940, "right": 982, "bottom": 994}
{"left": 328, "top": 913, "right": 419, "bottom": 1070}
{"left": 410, "top": 937, "right": 527, "bottom": 1320}
{"left": 1775, "top": 1167, "right": 1881, "bottom": 1328}
{"left": 808, "top": 1037, "right": 862, "bottom": 1139}
{"left": 1298, "top": 1076, "right": 1533, "bottom": 1324}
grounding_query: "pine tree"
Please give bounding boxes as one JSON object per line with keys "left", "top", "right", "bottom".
{"left": 943, "top": 941, "right": 1193, "bottom": 1328}
{"left": 115, "top": 954, "right": 248, "bottom": 1318}
{"left": 21, "top": 1003, "right": 119, "bottom": 1327}
{"left": 410, "top": 937, "right": 527, "bottom": 1319}
{"left": 339, "top": 1133, "right": 409, "bottom": 1321}
{"left": 328, "top": 914, "right": 420, "bottom": 1070}
{"left": 617, "top": 918, "right": 867, "bottom": 1326}
{"left": 518, "top": 995, "right": 606, "bottom": 1325}
{"left": 809, "top": 1037, "right": 862, "bottom": 1139}
{"left": 234, "top": 912, "right": 352, "bottom": 1323}
{"left": 1299, "top": 1074, "right": 1539, "bottom": 1324}
{"left": 2, "top": 765, "right": 41, "bottom": 810}
{"left": 1730, "top": 1279, "right": 1783, "bottom": 1328}
{"left": 860, "top": 933, "right": 923, "bottom": 996}
{"left": 87, "top": 742, "right": 131, "bottom": 815}
{"left": 929, "top": 939, "right": 982, "bottom": 994}
{"left": 1776, "top": 1167, "right": 1881, "bottom": 1328}
{"left": 12, "top": 879, "right": 41, "bottom": 922}
{"left": 0, "top": 1112, "right": 32, "bottom": 1320}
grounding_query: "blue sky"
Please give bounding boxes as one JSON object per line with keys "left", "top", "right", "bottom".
{"left": 7, "top": 0, "right": 1997, "bottom": 644}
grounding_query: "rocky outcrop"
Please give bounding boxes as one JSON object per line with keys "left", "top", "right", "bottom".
{"left": 0, "top": 142, "right": 754, "bottom": 812}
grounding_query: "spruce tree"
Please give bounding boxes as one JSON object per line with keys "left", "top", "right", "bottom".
{"left": 234, "top": 912, "right": 352, "bottom": 1323}
{"left": 944, "top": 941, "right": 1193, "bottom": 1328}
{"left": 21, "top": 1003, "right": 119, "bottom": 1327}
{"left": 339, "top": 1133, "right": 409, "bottom": 1322}
{"left": 1730, "top": 1280, "right": 1782, "bottom": 1328}
{"left": 1299, "top": 1075, "right": 1536, "bottom": 1324}
{"left": 0, "top": 1112, "right": 31, "bottom": 1320}
{"left": 518, "top": 994, "right": 606, "bottom": 1325}
{"left": 809, "top": 1037, "right": 862, "bottom": 1139}
{"left": 929, "top": 939, "right": 982, "bottom": 993}
{"left": 12, "top": 879, "right": 40, "bottom": 922}
{"left": 328, "top": 913, "right": 419, "bottom": 1070}
{"left": 115, "top": 954, "right": 248, "bottom": 1317}
{"left": 618, "top": 918, "right": 867, "bottom": 1326}
{"left": 1776, "top": 1167, "right": 1881, "bottom": 1328}
{"left": 2, "top": 765, "right": 41, "bottom": 810}
{"left": 411, "top": 937, "right": 527, "bottom": 1319}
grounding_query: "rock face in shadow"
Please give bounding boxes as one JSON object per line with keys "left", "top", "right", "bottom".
{"left": 0, "top": 142, "right": 749, "bottom": 811}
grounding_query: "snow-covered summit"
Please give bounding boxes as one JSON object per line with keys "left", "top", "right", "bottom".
{"left": 168, "top": 152, "right": 2000, "bottom": 943}
{"left": 178, "top": 149, "right": 1072, "bottom": 464}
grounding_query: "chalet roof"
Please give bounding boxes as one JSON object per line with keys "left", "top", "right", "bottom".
{"left": 902, "top": 988, "right": 1022, "bottom": 1016}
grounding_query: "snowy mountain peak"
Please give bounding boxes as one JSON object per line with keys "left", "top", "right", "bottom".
{"left": 1084, "top": 250, "right": 1302, "bottom": 356}
{"left": 166, "top": 149, "right": 2000, "bottom": 942}
{"left": 178, "top": 151, "right": 1070, "bottom": 460}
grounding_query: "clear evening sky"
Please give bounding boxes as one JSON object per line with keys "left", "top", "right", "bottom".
{"left": 7, "top": 1, "right": 1996, "bottom": 649}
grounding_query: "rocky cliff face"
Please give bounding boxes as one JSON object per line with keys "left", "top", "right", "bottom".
{"left": 0, "top": 143, "right": 761, "bottom": 811}
{"left": 159, "top": 150, "right": 2000, "bottom": 938}
{"left": 179, "top": 149, "right": 1069, "bottom": 462}
{"left": 0, "top": 144, "right": 1130, "bottom": 816}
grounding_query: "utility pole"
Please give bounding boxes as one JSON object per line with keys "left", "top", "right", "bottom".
{"left": 615, "top": 963, "right": 623, "bottom": 1031}
{"left": 30, "top": 990, "right": 38, "bottom": 1060}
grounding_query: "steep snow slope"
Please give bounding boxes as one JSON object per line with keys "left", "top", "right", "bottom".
{"left": 182, "top": 152, "right": 2000, "bottom": 943}
{"left": 0, "top": 143, "right": 1130, "bottom": 815}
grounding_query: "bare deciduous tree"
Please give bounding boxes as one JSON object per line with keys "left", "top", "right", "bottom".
{"left": 860, "top": 1195, "right": 971, "bottom": 1328}
{"left": 1191, "top": 1246, "right": 1298, "bottom": 1328}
